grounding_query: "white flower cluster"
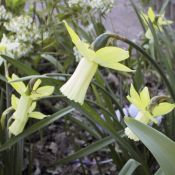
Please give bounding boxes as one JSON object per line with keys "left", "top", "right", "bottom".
{"left": 0, "top": 6, "right": 49, "bottom": 60}
{"left": 0, "top": 34, "right": 33, "bottom": 60}
{"left": 0, "top": 5, "right": 12, "bottom": 21}
{"left": 68, "top": 0, "right": 114, "bottom": 14}
{"left": 4, "top": 15, "right": 42, "bottom": 43}
{"left": 68, "top": 0, "right": 84, "bottom": 7}
{"left": 89, "top": 0, "right": 114, "bottom": 14}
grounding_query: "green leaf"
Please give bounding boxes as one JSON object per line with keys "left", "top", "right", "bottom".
{"left": 1, "top": 55, "right": 38, "bottom": 75}
{"left": 154, "top": 168, "right": 165, "bottom": 175}
{"left": 125, "top": 117, "right": 175, "bottom": 175}
{"left": 53, "top": 136, "right": 115, "bottom": 165}
{"left": 69, "top": 101, "right": 144, "bottom": 164}
{"left": 41, "top": 54, "right": 65, "bottom": 73}
{"left": 118, "top": 159, "right": 140, "bottom": 175}
{"left": 0, "top": 106, "right": 74, "bottom": 151}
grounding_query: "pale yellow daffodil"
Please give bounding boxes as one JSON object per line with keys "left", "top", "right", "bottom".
{"left": 125, "top": 84, "right": 175, "bottom": 141}
{"left": 141, "top": 7, "right": 173, "bottom": 42}
{"left": 60, "top": 21, "right": 133, "bottom": 105}
{"left": 8, "top": 74, "right": 54, "bottom": 136}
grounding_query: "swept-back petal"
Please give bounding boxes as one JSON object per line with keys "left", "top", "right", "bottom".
{"left": 158, "top": 17, "right": 173, "bottom": 25}
{"left": 95, "top": 46, "right": 129, "bottom": 62}
{"left": 140, "top": 87, "right": 150, "bottom": 108}
{"left": 64, "top": 21, "right": 96, "bottom": 62}
{"left": 148, "top": 7, "right": 155, "bottom": 22}
{"left": 29, "top": 111, "right": 46, "bottom": 119}
{"left": 127, "top": 84, "right": 144, "bottom": 111}
{"left": 130, "top": 84, "right": 141, "bottom": 102}
{"left": 31, "top": 86, "right": 54, "bottom": 99}
{"left": 8, "top": 74, "right": 26, "bottom": 94}
{"left": 63, "top": 21, "right": 80, "bottom": 45}
{"left": 152, "top": 102, "right": 175, "bottom": 117}
{"left": 95, "top": 57, "right": 133, "bottom": 72}
{"left": 33, "top": 79, "right": 42, "bottom": 91}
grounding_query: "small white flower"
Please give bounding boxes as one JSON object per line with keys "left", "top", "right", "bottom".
{"left": 0, "top": 5, "right": 12, "bottom": 21}
{"left": 0, "top": 34, "right": 19, "bottom": 53}
{"left": 68, "top": 0, "right": 114, "bottom": 14}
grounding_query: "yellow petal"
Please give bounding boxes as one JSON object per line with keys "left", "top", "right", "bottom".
{"left": 95, "top": 46, "right": 129, "bottom": 62}
{"left": 152, "top": 102, "right": 175, "bottom": 117}
{"left": 148, "top": 7, "right": 155, "bottom": 22}
{"left": 29, "top": 111, "right": 46, "bottom": 119}
{"left": 11, "top": 94, "right": 19, "bottom": 110}
{"left": 8, "top": 74, "right": 26, "bottom": 94}
{"left": 127, "top": 84, "right": 143, "bottom": 111}
{"left": 31, "top": 86, "right": 54, "bottom": 99}
{"left": 130, "top": 84, "right": 141, "bottom": 103}
{"left": 63, "top": 21, "right": 81, "bottom": 45}
{"left": 140, "top": 87, "right": 150, "bottom": 108}
{"left": 95, "top": 57, "right": 133, "bottom": 72}
{"left": 64, "top": 21, "right": 96, "bottom": 62}
{"left": 33, "top": 79, "right": 42, "bottom": 91}
{"left": 95, "top": 46, "right": 132, "bottom": 71}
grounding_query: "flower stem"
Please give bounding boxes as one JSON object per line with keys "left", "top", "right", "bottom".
{"left": 110, "top": 34, "right": 175, "bottom": 101}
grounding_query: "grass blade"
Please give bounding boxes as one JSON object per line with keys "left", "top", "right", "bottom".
{"left": 118, "top": 159, "right": 141, "bottom": 175}
{"left": 52, "top": 136, "right": 115, "bottom": 165}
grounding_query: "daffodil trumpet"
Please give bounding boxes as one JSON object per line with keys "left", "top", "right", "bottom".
{"left": 125, "top": 84, "right": 175, "bottom": 141}
{"left": 60, "top": 21, "right": 134, "bottom": 105}
{"left": 7, "top": 74, "right": 54, "bottom": 136}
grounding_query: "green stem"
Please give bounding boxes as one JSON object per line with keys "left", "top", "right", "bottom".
{"left": 92, "top": 81, "right": 125, "bottom": 116}
{"left": 110, "top": 34, "right": 175, "bottom": 101}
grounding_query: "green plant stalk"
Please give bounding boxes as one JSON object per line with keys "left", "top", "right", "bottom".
{"left": 69, "top": 101, "right": 150, "bottom": 175}
{"left": 92, "top": 81, "right": 125, "bottom": 116}
{"left": 110, "top": 34, "right": 175, "bottom": 101}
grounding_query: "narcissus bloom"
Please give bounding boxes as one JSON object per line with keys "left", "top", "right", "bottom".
{"left": 8, "top": 74, "right": 54, "bottom": 136}
{"left": 125, "top": 84, "right": 175, "bottom": 141}
{"left": 60, "top": 21, "right": 133, "bottom": 105}
{"left": 141, "top": 7, "right": 173, "bottom": 41}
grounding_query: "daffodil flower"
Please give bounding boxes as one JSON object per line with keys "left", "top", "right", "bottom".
{"left": 141, "top": 7, "right": 173, "bottom": 42}
{"left": 60, "top": 21, "right": 133, "bottom": 105}
{"left": 125, "top": 84, "right": 175, "bottom": 141}
{"left": 8, "top": 74, "right": 54, "bottom": 136}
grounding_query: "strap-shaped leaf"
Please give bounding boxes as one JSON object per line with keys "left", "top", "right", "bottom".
{"left": 52, "top": 136, "right": 115, "bottom": 165}
{"left": 125, "top": 117, "right": 175, "bottom": 175}
{"left": 118, "top": 159, "right": 140, "bottom": 175}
